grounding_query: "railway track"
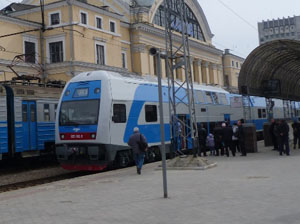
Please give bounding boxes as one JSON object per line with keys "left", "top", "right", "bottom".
{"left": 0, "top": 171, "right": 86, "bottom": 193}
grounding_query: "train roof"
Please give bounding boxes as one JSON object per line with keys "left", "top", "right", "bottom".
{"left": 70, "top": 70, "right": 229, "bottom": 94}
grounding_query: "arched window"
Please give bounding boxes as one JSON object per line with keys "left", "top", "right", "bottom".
{"left": 153, "top": 0, "right": 205, "bottom": 41}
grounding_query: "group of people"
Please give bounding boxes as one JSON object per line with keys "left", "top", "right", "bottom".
{"left": 270, "top": 118, "right": 294, "bottom": 156}
{"left": 197, "top": 119, "right": 247, "bottom": 157}
{"left": 128, "top": 119, "right": 248, "bottom": 175}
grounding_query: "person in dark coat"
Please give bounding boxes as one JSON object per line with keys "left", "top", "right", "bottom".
{"left": 198, "top": 124, "right": 207, "bottom": 156}
{"left": 222, "top": 122, "right": 234, "bottom": 157}
{"left": 214, "top": 124, "right": 224, "bottom": 156}
{"left": 128, "top": 127, "right": 148, "bottom": 174}
{"left": 237, "top": 120, "right": 246, "bottom": 156}
{"left": 292, "top": 119, "right": 300, "bottom": 149}
{"left": 269, "top": 119, "right": 278, "bottom": 151}
{"left": 278, "top": 120, "right": 290, "bottom": 156}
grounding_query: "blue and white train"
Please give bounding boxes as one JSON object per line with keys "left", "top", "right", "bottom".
{"left": 54, "top": 70, "right": 300, "bottom": 170}
{"left": 0, "top": 82, "right": 62, "bottom": 161}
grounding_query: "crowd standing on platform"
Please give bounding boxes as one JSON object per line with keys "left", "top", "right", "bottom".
{"left": 195, "top": 119, "right": 246, "bottom": 158}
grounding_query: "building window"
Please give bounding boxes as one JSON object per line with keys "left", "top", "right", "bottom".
{"left": 145, "top": 105, "right": 157, "bottom": 122}
{"left": 49, "top": 12, "right": 60, "bottom": 25}
{"left": 80, "top": 11, "right": 88, "bottom": 25}
{"left": 236, "top": 62, "right": 239, "bottom": 68}
{"left": 49, "top": 41, "right": 63, "bottom": 63}
{"left": 232, "top": 61, "right": 234, "bottom": 67}
{"left": 110, "top": 20, "right": 116, "bottom": 33}
{"left": 112, "top": 104, "right": 126, "bottom": 123}
{"left": 96, "top": 16, "right": 102, "bottom": 29}
{"left": 96, "top": 43, "right": 105, "bottom": 65}
{"left": 153, "top": 1, "right": 205, "bottom": 41}
{"left": 44, "top": 104, "right": 50, "bottom": 122}
{"left": 24, "top": 41, "right": 35, "bottom": 63}
{"left": 121, "top": 52, "right": 127, "bottom": 68}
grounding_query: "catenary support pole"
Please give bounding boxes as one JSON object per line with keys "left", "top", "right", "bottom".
{"left": 155, "top": 51, "right": 168, "bottom": 198}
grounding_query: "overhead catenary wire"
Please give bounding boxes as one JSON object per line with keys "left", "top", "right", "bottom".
{"left": 217, "top": 0, "right": 258, "bottom": 31}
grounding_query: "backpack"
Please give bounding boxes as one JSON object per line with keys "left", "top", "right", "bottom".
{"left": 138, "top": 134, "right": 148, "bottom": 152}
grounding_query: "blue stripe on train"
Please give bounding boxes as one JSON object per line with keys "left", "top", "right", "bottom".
{"left": 37, "top": 122, "right": 55, "bottom": 150}
{"left": 0, "top": 121, "right": 8, "bottom": 154}
{"left": 15, "top": 121, "right": 57, "bottom": 152}
{"left": 123, "top": 85, "right": 171, "bottom": 144}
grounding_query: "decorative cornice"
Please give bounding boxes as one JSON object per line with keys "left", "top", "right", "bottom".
{"left": 45, "top": 61, "right": 128, "bottom": 74}
{"left": 0, "top": 14, "right": 41, "bottom": 28}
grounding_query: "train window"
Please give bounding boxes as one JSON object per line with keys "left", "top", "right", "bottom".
{"left": 195, "top": 91, "right": 205, "bottom": 103}
{"left": 218, "top": 93, "right": 228, "bottom": 105}
{"left": 201, "top": 108, "right": 206, "bottom": 112}
{"left": 145, "top": 105, "right": 157, "bottom": 122}
{"left": 113, "top": 104, "right": 126, "bottom": 123}
{"left": 55, "top": 104, "right": 58, "bottom": 118}
{"left": 27, "top": 90, "right": 34, "bottom": 95}
{"left": 262, "top": 109, "right": 267, "bottom": 118}
{"left": 258, "top": 109, "right": 262, "bottom": 118}
{"left": 44, "top": 104, "right": 50, "bottom": 122}
{"left": 205, "top": 92, "right": 213, "bottom": 104}
{"left": 17, "top": 89, "right": 25, "bottom": 95}
{"left": 211, "top": 92, "right": 219, "bottom": 104}
{"left": 22, "top": 104, "right": 27, "bottom": 122}
{"left": 30, "top": 104, "right": 36, "bottom": 122}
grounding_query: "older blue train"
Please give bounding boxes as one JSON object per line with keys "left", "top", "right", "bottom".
{"left": 0, "top": 82, "right": 62, "bottom": 160}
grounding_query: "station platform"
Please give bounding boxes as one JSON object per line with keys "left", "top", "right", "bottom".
{"left": 1, "top": 141, "right": 300, "bottom": 224}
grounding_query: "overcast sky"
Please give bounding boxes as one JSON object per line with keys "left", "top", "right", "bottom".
{"left": 1, "top": 0, "right": 299, "bottom": 58}
{"left": 200, "top": 0, "right": 300, "bottom": 58}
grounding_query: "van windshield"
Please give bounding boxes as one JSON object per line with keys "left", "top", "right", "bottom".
{"left": 59, "top": 100, "right": 99, "bottom": 126}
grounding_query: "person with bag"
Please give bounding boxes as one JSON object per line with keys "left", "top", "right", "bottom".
{"left": 127, "top": 127, "right": 148, "bottom": 174}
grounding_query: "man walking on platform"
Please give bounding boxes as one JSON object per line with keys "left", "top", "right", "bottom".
{"left": 128, "top": 127, "right": 148, "bottom": 174}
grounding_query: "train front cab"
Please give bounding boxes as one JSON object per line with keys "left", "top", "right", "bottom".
{"left": 55, "top": 79, "right": 109, "bottom": 171}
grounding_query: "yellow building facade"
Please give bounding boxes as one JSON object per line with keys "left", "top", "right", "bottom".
{"left": 0, "top": 0, "right": 224, "bottom": 86}
{"left": 222, "top": 49, "right": 245, "bottom": 93}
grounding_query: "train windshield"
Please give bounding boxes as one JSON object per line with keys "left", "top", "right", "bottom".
{"left": 59, "top": 99, "right": 100, "bottom": 126}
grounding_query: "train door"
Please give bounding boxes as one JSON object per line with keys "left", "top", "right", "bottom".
{"left": 22, "top": 101, "right": 37, "bottom": 151}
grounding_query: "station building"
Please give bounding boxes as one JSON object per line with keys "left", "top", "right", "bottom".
{"left": 0, "top": 0, "right": 224, "bottom": 86}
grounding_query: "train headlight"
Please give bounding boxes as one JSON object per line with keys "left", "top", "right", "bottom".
{"left": 60, "top": 134, "right": 65, "bottom": 140}
{"left": 91, "top": 133, "right": 96, "bottom": 139}
{"left": 65, "top": 90, "right": 70, "bottom": 96}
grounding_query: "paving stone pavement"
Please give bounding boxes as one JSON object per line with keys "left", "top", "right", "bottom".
{"left": 1, "top": 141, "right": 300, "bottom": 224}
